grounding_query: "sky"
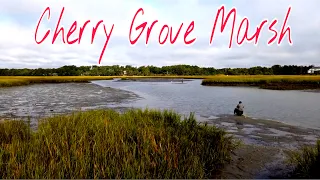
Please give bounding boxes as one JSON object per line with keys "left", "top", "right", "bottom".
{"left": 0, "top": 0, "right": 319, "bottom": 68}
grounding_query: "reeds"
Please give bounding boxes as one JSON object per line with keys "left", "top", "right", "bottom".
{"left": 0, "top": 109, "right": 236, "bottom": 179}
{"left": 0, "top": 76, "right": 114, "bottom": 87}
{"left": 201, "top": 75, "right": 320, "bottom": 90}
{"left": 289, "top": 140, "right": 320, "bottom": 178}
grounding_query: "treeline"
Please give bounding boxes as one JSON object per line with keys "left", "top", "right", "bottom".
{"left": 0, "top": 65, "right": 316, "bottom": 76}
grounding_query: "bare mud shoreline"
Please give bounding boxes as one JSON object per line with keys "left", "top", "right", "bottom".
{"left": 196, "top": 115, "right": 320, "bottom": 178}
{"left": 0, "top": 83, "right": 141, "bottom": 127}
{"left": 198, "top": 114, "right": 320, "bottom": 149}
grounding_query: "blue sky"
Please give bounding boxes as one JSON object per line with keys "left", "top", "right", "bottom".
{"left": 0, "top": 0, "right": 319, "bottom": 68}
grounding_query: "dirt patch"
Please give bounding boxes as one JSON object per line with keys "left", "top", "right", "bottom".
{"left": 199, "top": 115, "right": 320, "bottom": 178}
{"left": 220, "top": 144, "right": 294, "bottom": 179}
{"left": 201, "top": 115, "right": 320, "bottom": 149}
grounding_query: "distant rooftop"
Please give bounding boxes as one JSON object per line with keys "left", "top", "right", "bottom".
{"left": 310, "top": 67, "right": 320, "bottom": 69}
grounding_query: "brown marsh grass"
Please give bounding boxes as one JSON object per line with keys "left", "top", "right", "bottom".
{"left": 201, "top": 75, "right": 320, "bottom": 90}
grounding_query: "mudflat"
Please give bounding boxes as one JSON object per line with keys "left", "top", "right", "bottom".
{"left": 197, "top": 115, "right": 319, "bottom": 178}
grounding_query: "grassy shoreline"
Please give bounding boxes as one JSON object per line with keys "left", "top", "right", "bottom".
{"left": 0, "top": 109, "right": 236, "bottom": 179}
{"left": 0, "top": 76, "right": 114, "bottom": 88}
{"left": 0, "top": 76, "right": 214, "bottom": 88}
{"left": 1, "top": 75, "right": 320, "bottom": 90}
{"left": 201, "top": 75, "right": 320, "bottom": 90}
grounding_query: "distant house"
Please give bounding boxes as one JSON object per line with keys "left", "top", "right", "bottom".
{"left": 123, "top": 71, "right": 127, "bottom": 76}
{"left": 307, "top": 67, "right": 320, "bottom": 74}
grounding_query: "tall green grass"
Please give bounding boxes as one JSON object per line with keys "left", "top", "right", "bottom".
{"left": 289, "top": 140, "right": 320, "bottom": 178}
{"left": 0, "top": 109, "right": 236, "bottom": 179}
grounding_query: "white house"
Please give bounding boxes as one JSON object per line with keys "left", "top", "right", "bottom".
{"left": 308, "top": 67, "right": 320, "bottom": 74}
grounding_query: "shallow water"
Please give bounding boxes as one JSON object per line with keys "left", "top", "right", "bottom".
{"left": 93, "top": 79, "right": 320, "bottom": 129}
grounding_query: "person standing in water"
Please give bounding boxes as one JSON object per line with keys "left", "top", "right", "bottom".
{"left": 234, "top": 101, "right": 244, "bottom": 116}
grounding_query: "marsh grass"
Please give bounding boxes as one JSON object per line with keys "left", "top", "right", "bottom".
{"left": 0, "top": 76, "right": 114, "bottom": 87}
{"left": 289, "top": 140, "right": 320, "bottom": 178}
{"left": 3, "top": 75, "right": 319, "bottom": 90}
{"left": 201, "top": 75, "right": 320, "bottom": 90}
{"left": 0, "top": 76, "right": 215, "bottom": 88}
{"left": 0, "top": 109, "right": 236, "bottom": 179}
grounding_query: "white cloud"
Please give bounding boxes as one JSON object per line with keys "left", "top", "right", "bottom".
{"left": 0, "top": 0, "right": 319, "bottom": 68}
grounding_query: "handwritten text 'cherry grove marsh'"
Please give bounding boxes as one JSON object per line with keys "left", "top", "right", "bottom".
{"left": 35, "top": 5, "right": 293, "bottom": 64}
